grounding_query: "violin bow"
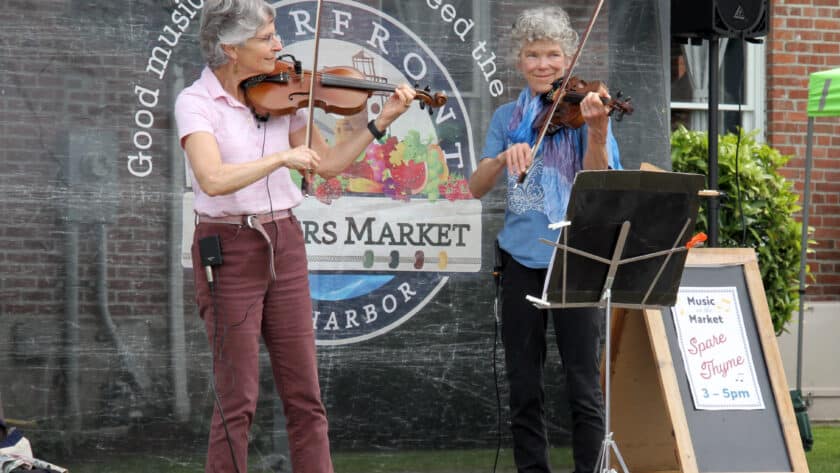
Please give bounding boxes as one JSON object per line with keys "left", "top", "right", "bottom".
{"left": 301, "top": 0, "right": 325, "bottom": 197}
{"left": 517, "top": 0, "right": 606, "bottom": 186}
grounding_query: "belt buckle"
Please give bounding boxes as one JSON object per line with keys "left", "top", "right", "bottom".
{"left": 246, "top": 214, "right": 258, "bottom": 229}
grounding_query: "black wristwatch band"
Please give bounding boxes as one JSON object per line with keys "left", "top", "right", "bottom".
{"left": 367, "top": 119, "right": 385, "bottom": 140}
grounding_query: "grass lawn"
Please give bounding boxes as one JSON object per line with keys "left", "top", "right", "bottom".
{"left": 805, "top": 424, "right": 840, "bottom": 473}
{"left": 333, "top": 447, "right": 571, "bottom": 473}
{"left": 63, "top": 447, "right": 572, "bottom": 473}
{"left": 59, "top": 423, "right": 839, "bottom": 472}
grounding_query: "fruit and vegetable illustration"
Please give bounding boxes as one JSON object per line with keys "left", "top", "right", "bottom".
{"left": 301, "top": 130, "right": 471, "bottom": 204}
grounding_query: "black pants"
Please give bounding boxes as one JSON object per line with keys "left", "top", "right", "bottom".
{"left": 500, "top": 250, "right": 605, "bottom": 473}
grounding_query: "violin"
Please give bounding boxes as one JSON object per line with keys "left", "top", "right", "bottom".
{"left": 241, "top": 56, "right": 448, "bottom": 118}
{"left": 534, "top": 76, "right": 634, "bottom": 134}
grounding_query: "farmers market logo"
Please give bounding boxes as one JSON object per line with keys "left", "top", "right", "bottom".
{"left": 273, "top": 0, "right": 483, "bottom": 345}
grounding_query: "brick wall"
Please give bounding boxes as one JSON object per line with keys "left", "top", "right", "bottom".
{"left": 768, "top": 0, "right": 840, "bottom": 300}
{"left": 0, "top": 1, "right": 205, "bottom": 427}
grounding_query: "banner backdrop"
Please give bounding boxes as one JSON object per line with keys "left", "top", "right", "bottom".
{"left": 0, "top": 0, "right": 669, "bottom": 469}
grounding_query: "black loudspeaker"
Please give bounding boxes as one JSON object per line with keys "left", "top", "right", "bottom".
{"left": 672, "top": 0, "right": 769, "bottom": 39}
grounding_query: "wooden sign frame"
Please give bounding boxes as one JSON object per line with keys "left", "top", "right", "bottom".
{"left": 605, "top": 248, "right": 809, "bottom": 473}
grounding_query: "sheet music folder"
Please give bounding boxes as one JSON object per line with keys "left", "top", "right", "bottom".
{"left": 528, "top": 170, "right": 705, "bottom": 310}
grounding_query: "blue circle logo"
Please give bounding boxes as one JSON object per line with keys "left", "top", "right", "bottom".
{"left": 273, "top": 0, "right": 480, "bottom": 345}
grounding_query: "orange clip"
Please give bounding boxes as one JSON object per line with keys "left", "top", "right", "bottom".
{"left": 686, "top": 232, "right": 708, "bottom": 249}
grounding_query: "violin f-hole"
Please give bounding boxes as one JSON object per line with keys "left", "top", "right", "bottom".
{"left": 289, "top": 91, "right": 309, "bottom": 101}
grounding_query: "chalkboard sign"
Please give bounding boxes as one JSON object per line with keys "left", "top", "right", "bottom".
{"left": 607, "top": 248, "right": 808, "bottom": 473}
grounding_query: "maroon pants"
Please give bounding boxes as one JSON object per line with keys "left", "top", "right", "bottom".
{"left": 192, "top": 215, "right": 333, "bottom": 473}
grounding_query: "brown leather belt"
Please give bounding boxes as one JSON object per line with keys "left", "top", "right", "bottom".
{"left": 196, "top": 209, "right": 292, "bottom": 281}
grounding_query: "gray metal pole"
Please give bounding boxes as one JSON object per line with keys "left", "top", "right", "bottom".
{"left": 708, "top": 37, "right": 720, "bottom": 247}
{"left": 796, "top": 117, "right": 814, "bottom": 392}
{"left": 168, "top": 65, "right": 190, "bottom": 422}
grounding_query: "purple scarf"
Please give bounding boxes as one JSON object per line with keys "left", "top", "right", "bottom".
{"left": 507, "top": 87, "right": 584, "bottom": 223}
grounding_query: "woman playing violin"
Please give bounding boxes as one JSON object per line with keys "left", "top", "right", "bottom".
{"left": 174, "top": 1, "right": 415, "bottom": 472}
{"left": 468, "top": 6, "right": 621, "bottom": 473}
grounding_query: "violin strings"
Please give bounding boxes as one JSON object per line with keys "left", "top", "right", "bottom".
{"left": 278, "top": 70, "right": 398, "bottom": 93}
{"left": 271, "top": 68, "right": 437, "bottom": 99}
{"left": 251, "top": 66, "right": 443, "bottom": 104}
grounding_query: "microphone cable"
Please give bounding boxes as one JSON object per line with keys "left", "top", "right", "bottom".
{"left": 491, "top": 240, "right": 503, "bottom": 473}
{"left": 491, "top": 303, "right": 503, "bottom": 473}
{"left": 256, "top": 113, "right": 283, "bottom": 259}
{"left": 735, "top": 37, "right": 746, "bottom": 245}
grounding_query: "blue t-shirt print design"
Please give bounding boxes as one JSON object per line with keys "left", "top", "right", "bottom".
{"left": 507, "top": 154, "right": 545, "bottom": 215}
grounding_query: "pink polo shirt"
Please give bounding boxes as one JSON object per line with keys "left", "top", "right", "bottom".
{"left": 174, "top": 66, "right": 308, "bottom": 217}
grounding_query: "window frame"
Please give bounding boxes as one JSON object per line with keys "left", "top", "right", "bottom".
{"left": 670, "top": 39, "right": 766, "bottom": 140}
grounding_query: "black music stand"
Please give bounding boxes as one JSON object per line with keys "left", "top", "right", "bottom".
{"left": 526, "top": 170, "right": 705, "bottom": 473}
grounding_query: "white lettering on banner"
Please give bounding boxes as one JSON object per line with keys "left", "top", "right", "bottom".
{"left": 289, "top": 9, "right": 316, "bottom": 35}
{"left": 175, "top": 0, "right": 202, "bottom": 18}
{"left": 424, "top": 1, "right": 501, "bottom": 96}
{"left": 332, "top": 10, "right": 352, "bottom": 35}
{"left": 146, "top": 47, "right": 172, "bottom": 81}
{"left": 312, "top": 282, "right": 418, "bottom": 331}
{"left": 443, "top": 142, "right": 464, "bottom": 169}
{"left": 672, "top": 287, "right": 766, "bottom": 410}
{"left": 425, "top": 0, "right": 476, "bottom": 42}
{"left": 345, "top": 310, "right": 360, "bottom": 328}
{"left": 158, "top": 26, "right": 182, "bottom": 48}
{"left": 134, "top": 85, "right": 159, "bottom": 108}
{"left": 367, "top": 22, "right": 391, "bottom": 54}
{"left": 129, "top": 0, "right": 502, "bottom": 186}
{"left": 287, "top": 2, "right": 499, "bottom": 95}
{"left": 435, "top": 105, "right": 457, "bottom": 125}
{"left": 403, "top": 53, "right": 428, "bottom": 81}
{"left": 363, "top": 304, "right": 378, "bottom": 323}
{"left": 128, "top": 86, "right": 160, "bottom": 176}
{"left": 397, "top": 283, "right": 417, "bottom": 301}
{"left": 471, "top": 41, "right": 504, "bottom": 97}
{"left": 171, "top": 11, "right": 191, "bottom": 31}
{"left": 127, "top": 0, "right": 204, "bottom": 177}
{"left": 127, "top": 151, "right": 153, "bottom": 178}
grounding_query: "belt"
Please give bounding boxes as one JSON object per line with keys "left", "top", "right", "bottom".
{"left": 196, "top": 209, "right": 292, "bottom": 281}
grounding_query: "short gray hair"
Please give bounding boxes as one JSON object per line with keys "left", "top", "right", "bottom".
{"left": 510, "top": 6, "right": 579, "bottom": 64}
{"left": 199, "top": 0, "right": 275, "bottom": 69}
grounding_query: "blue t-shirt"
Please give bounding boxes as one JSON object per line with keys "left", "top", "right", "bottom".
{"left": 481, "top": 101, "right": 622, "bottom": 269}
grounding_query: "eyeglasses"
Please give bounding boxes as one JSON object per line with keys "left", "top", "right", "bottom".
{"left": 251, "top": 33, "right": 282, "bottom": 45}
{"left": 519, "top": 52, "right": 566, "bottom": 66}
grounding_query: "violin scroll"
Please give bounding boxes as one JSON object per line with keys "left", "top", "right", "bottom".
{"left": 609, "top": 90, "right": 633, "bottom": 122}
{"left": 414, "top": 84, "right": 447, "bottom": 115}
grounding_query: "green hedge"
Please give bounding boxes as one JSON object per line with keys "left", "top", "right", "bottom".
{"left": 671, "top": 126, "right": 806, "bottom": 334}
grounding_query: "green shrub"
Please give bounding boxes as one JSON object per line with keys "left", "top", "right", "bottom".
{"left": 671, "top": 126, "right": 804, "bottom": 334}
